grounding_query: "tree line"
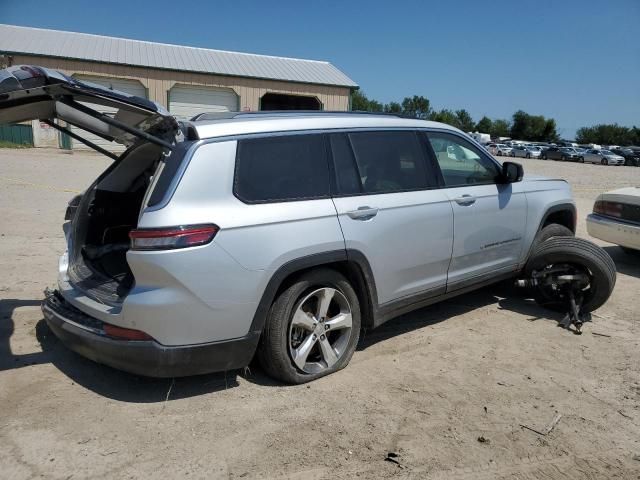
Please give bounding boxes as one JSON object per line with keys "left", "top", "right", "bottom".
{"left": 352, "top": 90, "right": 638, "bottom": 146}
{"left": 575, "top": 124, "right": 640, "bottom": 146}
{"left": 351, "top": 90, "right": 559, "bottom": 141}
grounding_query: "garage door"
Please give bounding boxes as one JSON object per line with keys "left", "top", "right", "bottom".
{"left": 71, "top": 76, "right": 147, "bottom": 152}
{"left": 169, "top": 85, "right": 238, "bottom": 120}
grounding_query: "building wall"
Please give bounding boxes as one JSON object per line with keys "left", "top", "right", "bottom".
{"left": 11, "top": 55, "right": 351, "bottom": 111}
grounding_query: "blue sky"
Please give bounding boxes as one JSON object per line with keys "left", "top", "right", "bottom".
{"left": 2, "top": 0, "right": 639, "bottom": 138}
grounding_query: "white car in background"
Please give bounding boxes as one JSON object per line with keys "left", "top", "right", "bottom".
{"left": 492, "top": 143, "right": 513, "bottom": 156}
{"left": 583, "top": 149, "right": 625, "bottom": 166}
{"left": 587, "top": 187, "right": 640, "bottom": 254}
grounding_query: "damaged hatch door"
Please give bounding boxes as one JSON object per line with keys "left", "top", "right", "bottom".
{"left": 0, "top": 65, "right": 180, "bottom": 158}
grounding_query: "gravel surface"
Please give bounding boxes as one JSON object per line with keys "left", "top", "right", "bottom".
{"left": 1, "top": 148, "right": 639, "bottom": 479}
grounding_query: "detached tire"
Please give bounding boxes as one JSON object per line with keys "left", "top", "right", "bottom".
{"left": 257, "top": 268, "right": 361, "bottom": 384}
{"left": 532, "top": 223, "right": 573, "bottom": 249}
{"left": 525, "top": 237, "right": 616, "bottom": 313}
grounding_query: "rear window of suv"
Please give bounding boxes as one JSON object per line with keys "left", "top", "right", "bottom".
{"left": 234, "top": 134, "right": 330, "bottom": 203}
{"left": 330, "top": 131, "right": 433, "bottom": 195}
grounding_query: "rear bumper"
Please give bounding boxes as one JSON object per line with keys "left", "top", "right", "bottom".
{"left": 42, "top": 291, "right": 259, "bottom": 377}
{"left": 586, "top": 214, "right": 640, "bottom": 250}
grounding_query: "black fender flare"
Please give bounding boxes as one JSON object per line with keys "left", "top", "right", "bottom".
{"left": 521, "top": 203, "right": 578, "bottom": 265}
{"left": 537, "top": 203, "right": 577, "bottom": 234}
{"left": 248, "top": 249, "right": 379, "bottom": 334}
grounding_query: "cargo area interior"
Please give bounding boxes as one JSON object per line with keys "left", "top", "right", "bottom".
{"left": 68, "top": 142, "right": 165, "bottom": 303}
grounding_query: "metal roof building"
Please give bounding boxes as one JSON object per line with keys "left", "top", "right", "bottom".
{"left": 0, "top": 24, "right": 358, "bottom": 150}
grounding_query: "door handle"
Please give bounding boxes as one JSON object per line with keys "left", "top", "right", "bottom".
{"left": 454, "top": 194, "right": 476, "bottom": 206}
{"left": 347, "top": 206, "right": 379, "bottom": 220}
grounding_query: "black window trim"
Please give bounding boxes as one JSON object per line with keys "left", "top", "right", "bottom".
{"left": 232, "top": 132, "right": 333, "bottom": 205}
{"left": 219, "top": 125, "right": 506, "bottom": 206}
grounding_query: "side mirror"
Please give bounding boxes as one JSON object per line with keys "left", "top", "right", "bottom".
{"left": 501, "top": 161, "right": 524, "bottom": 183}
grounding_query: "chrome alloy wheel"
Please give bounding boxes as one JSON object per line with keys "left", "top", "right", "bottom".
{"left": 288, "top": 288, "right": 353, "bottom": 374}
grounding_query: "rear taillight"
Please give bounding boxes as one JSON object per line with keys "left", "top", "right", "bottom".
{"left": 129, "top": 224, "right": 218, "bottom": 251}
{"left": 593, "top": 200, "right": 622, "bottom": 218}
{"left": 104, "top": 323, "right": 154, "bottom": 341}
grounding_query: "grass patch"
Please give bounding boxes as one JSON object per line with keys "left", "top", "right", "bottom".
{"left": 0, "top": 140, "right": 33, "bottom": 149}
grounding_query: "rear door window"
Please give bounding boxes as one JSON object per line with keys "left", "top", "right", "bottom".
{"left": 328, "top": 133, "right": 361, "bottom": 195}
{"left": 234, "top": 134, "right": 330, "bottom": 203}
{"left": 345, "top": 131, "right": 432, "bottom": 194}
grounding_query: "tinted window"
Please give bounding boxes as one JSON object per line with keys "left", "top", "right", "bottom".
{"left": 347, "top": 131, "right": 429, "bottom": 193}
{"left": 235, "top": 134, "right": 330, "bottom": 202}
{"left": 329, "top": 134, "right": 361, "bottom": 195}
{"left": 427, "top": 132, "right": 501, "bottom": 187}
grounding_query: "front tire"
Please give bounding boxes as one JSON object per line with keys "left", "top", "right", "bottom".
{"left": 257, "top": 268, "right": 361, "bottom": 384}
{"left": 579, "top": 157, "right": 584, "bottom": 163}
{"left": 542, "top": 154, "right": 547, "bottom": 160}
{"left": 561, "top": 155, "right": 567, "bottom": 161}
{"left": 601, "top": 158, "right": 608, "bottom": 165}
{"left": 525, "top": 237, "right": 616, "bottom": 313}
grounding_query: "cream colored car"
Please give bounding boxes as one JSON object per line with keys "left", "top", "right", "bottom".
{"left": 587, "top": 187, "right": 640, "bottom": 253}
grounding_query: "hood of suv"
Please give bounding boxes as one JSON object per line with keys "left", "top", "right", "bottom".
{"left": 0, "top": 65, "right": 179, "bottom": 149}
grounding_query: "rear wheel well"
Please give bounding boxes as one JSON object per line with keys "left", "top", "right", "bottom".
{"left": 272, "top": 260, "right": 375, "bottom": 330}
{"left": 542, "top": 209, "right": 575, "bottom": 233}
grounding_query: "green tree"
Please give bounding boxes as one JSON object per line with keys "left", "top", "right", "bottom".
{"left": 384, "top": 101, "right": 402, "bottom": 114}
{"left": 490, "top": 119, "right": 511, "bottom": 138}
{"left": 351, "top": 90, "right": 369, "bottom": 111}
{"left": 351, "top": 90, "right": 383, "bottom": 112}
{"left": 475, "top": 116, "right": 493, "bottom": 133}
{"left": 510, "top": 110, "right": 558, "bottom": 141}
{"left": 455, "top": 109, "right": 475, "bottom": 132}
{"left": 510, "top": 110, "right": 531, "bottom": 140}
{"left": 575, "top": 123, "right": 638, "bottom": 145}
{"left": 401, "top": 95, "right": 431, "bottom": 119}
{"left": 430, "top": 109, "right": 458, "bottom": 127}
{"left": 542, "top": 118, "right": 559, "bottom": 142}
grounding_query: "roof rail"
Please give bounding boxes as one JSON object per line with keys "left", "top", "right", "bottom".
{"left": 190, "top": 110, "right": 406, "bottom": 121}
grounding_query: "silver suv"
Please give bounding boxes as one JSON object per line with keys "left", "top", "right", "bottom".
{"left": 3, "top": 66, "right": 614, "bottom": 384}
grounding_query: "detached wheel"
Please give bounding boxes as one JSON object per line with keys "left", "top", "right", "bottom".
{"left": 532, "top": 223, "right": 573, "bottom": 249}
{"left": 257, "top": 269, "right": 361, "bottom": 384}
{"left": 525, "top": 237, "right": 616, "bottom": 313}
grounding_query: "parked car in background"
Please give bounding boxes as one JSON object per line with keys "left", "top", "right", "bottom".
{"left": 542, "top": 147, "right": 581, "bottom": 162}
{"left": 587, "top": 187, "right": 640, "bottom": 254}
{"left": 583, "top": 149, "right": 625, "bottom": 166}
{"left": 526, "top": 145, "right": 542, "bottom": 158}
{"left": 494, "top": 143, "right": 513, "bottom": 156}
{"left": 611, "top": 148, "right": 640, "bottom": 166}
{"left": 511, "top": 145, "right": 541, "bottom": 158}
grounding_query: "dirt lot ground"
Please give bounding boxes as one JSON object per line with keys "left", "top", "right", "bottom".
{"left": 1, "top": 148, "right": 639, "bottom": 479}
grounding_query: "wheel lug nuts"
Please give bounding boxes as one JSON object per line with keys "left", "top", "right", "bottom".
{"left": 312, "top": 334, "right": 317, "bottom": 340}
{"left": 320, "top": 335, "right": 325, "bottom": 341}
{"left": 324, "top": 324, "right": 330, "bottom": 330}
